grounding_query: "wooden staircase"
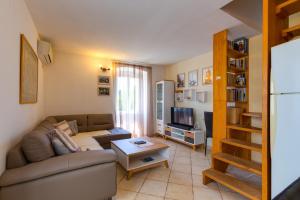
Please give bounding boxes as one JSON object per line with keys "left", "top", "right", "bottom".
{"left": 203, "top": 112, "right": 263, "bottom": 200}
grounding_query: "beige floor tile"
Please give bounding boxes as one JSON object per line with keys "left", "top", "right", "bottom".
{"left": 191, "top": 164, "right": 210, "bottom": 175}
{"left": 116, "top": 189, "right": 137, "bottom": 200}
{"left": 193, "top": 186, "right": 222, "bottom": 200}
{"left": 132, "top": 170, "right": 150, "bottom": 179}
{"left": 147, "top": 166, "right": 171, "bottom": 182}
{"left": 175, "top": 151, "right": 191, "bottom": 158}
{"left": 135, "top": 193, "right": 164, "bottom": 200}
{"left": 169, "top": 171, "right": 193, "bottom": 186}
{"left": 220, "top": 191, "right": 248, "bottom": 200}
{"left": 173, "top": 156, "right": 191, "bottom": 165}
{"left": 191, "top": 157, "right": 210, "bottom": 166}
{"left": 165, "top": 183, "right": 193, "bottom": 200}
{"left": 192, "top": 174, "right": 203, "bottom": 187}
{"left": 118, "top": 177, "right": 145, "bottom": 192}
{"left": 140, "top": 180, "right": 168, "bottom": 197}
{"left": 172, "top": 163, "right": 191, "bottom": 174}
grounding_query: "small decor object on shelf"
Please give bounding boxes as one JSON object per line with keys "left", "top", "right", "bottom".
{"left": 188, "top": 70, "right": 198, "bottom": 86}
{"left": 177, "top": 73, "right": 185, "bottom": 88}
{"left": 98, "top": 87, "right": 110, "bottom": 96}
{"left": 98, "top": 75, "right": 110, "bottom": 85}
{"left": 233, "top": 37, "right": 248, "bottom": 53}
{"left": 20, "top": 34, "right": 38, "bottom": 104}
{"left": 175, "top": 90, "right": 184, "bottom": 102}
{"left": 202, "top": 66, "right": 213, "bottom": 85}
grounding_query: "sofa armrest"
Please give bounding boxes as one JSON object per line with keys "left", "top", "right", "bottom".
{"left": 0, "top": 150, "right": 116, "bottom": 187}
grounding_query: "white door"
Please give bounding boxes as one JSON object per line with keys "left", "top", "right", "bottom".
{"left": 271, "top": 38, "right": 300, "bottom": 94}
{"left": 271, "top": 93, "right": 300, "bottom": 198}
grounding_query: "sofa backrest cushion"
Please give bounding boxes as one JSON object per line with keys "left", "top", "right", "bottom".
{"left": 87, "top": 114, "right": 114, "bottom": 131}
{"left": 6, "top": 142, "right": 27, "bottom": 169}
{"left": 53, "top": 115, "right": 88, "bottom": 132}
{"left": 21, "top": 129, "right": 55, "bottom": 163}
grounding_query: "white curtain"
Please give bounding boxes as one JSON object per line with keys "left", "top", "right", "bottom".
{"left": 114, "top": 62, "right": 153, "bottom": 137}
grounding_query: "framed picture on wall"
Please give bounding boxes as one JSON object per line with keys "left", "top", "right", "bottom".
{"left": 202, "top": 66, "right": 213, "bottom": 85}
{"left": 98, "top": 75, "right": 110, "bottom": 85}
{"left": 19, "top": 34, "right": 38, "bottom": 104}
{"left": 177, "top": 73, "right": 185, "bottom": 88}
{"left": 98, "top": 87, "right": 110, "bottom": 96}
{"left": 188, "top": 70, "right": 198, "bottom": 87}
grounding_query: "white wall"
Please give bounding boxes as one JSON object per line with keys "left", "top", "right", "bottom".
{"left": 44, "top": 51, "right": 165, "bottom": 125}
{"left": 44, "top": 51, "right": 114, "bottom": 116}
{"left": 0, "top": 0, "right": 44, "bottom": 174}
{"left": 164, "top": 52, "right": 213, "bottom": 129}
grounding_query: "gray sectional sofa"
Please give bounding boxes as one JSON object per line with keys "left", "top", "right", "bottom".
{"left": 0, "top": 114, "right": 131, "bottom": 200}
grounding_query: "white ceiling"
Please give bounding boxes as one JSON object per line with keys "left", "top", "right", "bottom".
{"left": 25, "top": 0, "right": 241, "bottom": 65}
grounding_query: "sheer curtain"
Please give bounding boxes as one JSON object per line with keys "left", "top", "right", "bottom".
{"left": 114, "top": 62, "right": 153, "bottom": 137}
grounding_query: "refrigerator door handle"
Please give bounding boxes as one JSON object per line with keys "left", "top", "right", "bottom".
{"left": 270, "top": 94, "right": 277, "bottom": 157}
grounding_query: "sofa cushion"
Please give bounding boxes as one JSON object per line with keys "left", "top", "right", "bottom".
{"left": 48, "top": 132, "right": 72, "bottom": 156}
{"left": 44, "top": 116, "right": 57, "bottom": 124}
{"left": 71, "top": 133, "right": 103, "bottom": 151}
{"left": 22, "top": 129, "right": 55, "bottom": 162}
{"left": 54, "top": 115, "right": 88, "bottom": 132}
{"left": 38, "top": 120, "right": 55, "bottom": 131}
{"left": 6, "top": 143, "right": 27, "bottom": 169}
{"left": 87, "top": 114, "right": 114, "bottom": 131}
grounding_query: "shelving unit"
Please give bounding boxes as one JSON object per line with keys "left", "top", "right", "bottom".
{"left": 203, "top": 30, "right": 263, "bottom": 200}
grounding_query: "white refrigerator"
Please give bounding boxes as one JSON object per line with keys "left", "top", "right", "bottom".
{"left": 271, "top": 38, "right": 300, "bottom": 198}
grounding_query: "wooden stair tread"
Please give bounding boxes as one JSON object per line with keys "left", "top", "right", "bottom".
{"left": 282, "top": 24, "right": 300, "bottom": 39}
{"left": 221, "top": 138, "right": 262, "bottom": 152}
{"left": 276, "top": 0, "right": 300, "bottom": 17}
{"left": 227, "top": 124, "right": 262, "bottom": 133}
{"left": 203, "top": 169, "right": 261, "bottom": 200}
{"left": 242, "top": 112, "right": 262, "bottom": 118}
{"left": 213, "top": 153, "right": 262, "bottom": 175}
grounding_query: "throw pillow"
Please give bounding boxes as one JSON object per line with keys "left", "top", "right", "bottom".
{"left": 54, "top": 129, "right": 81, "bottom": 152}
{"left": 54, "top": 120, "right": 74, "bottom": 136}
{"left": 68, "top": 120, "right": 78, "bottom": 135}
{"left": 48, "top": 131, "right": 71, "bottom": 155}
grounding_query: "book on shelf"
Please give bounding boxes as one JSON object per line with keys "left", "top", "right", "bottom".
{"left": 227, "top": 88, "right": 247, "bottom": 102}
{"left": 228, "top": 57, "right": 248, "bottom": 71}
{"left": 227, "top": 73, "right": 246, "bottom": 87}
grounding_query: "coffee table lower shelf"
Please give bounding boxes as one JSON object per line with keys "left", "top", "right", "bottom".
{"left": 112, "top": 143, "right": 169, "bottom": 179}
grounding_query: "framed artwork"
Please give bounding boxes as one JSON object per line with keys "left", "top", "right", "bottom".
{"left": 98, "top": 87, "right": 110, "bottom": 96}
{"left": 202, "top": 66, "right": 213, "bottom": 85}
{"left": 177, "top": 73, "right": 185, "bottom": 88}
{"left": 98, "top": 75, "right": 110, "bottom": 85}
{"left": 19, "top": 34, "right": 38, "bottom": 104}
{"left": 188, "top": 70, "right": 198, "bottom": 87}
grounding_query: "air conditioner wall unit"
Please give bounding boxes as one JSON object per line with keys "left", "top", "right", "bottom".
{"left": 37, "top": 40, "right": 53, "bottom": 65}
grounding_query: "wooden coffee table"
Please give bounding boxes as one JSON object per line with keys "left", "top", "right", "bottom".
{"left": 111, "top": 137, "right": 169, "bottom": 179}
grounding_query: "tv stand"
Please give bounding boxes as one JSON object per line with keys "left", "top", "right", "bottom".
{"left": 163, "top": 124, "right": 204, "bottom": 150}
{"left": 167, "top": 123, "right": 192, "bottom": 131}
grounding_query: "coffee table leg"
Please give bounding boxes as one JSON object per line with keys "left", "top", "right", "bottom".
{"left": 164, "top": 160, "right": 169, "bottom": 168}
{"left": 127, "top": 171, "right": 133, "bottom": 180}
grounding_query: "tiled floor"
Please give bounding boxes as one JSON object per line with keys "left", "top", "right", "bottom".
{"left": 114, "top": 137, "right": 248, "bottom": 200}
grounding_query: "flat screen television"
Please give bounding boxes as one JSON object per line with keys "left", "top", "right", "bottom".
{"left": 171, "top": 107, "right": 194, "bottom": 128}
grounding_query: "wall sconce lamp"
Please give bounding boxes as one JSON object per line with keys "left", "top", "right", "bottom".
{"left": 100, "top": 66, "right": 111, "bottom": 72}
